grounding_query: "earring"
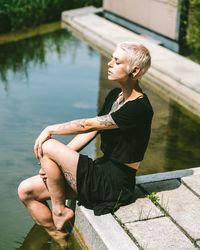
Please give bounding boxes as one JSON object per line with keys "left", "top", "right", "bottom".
{"left": 128, "top": 72, "right": 135, "bottom": 79}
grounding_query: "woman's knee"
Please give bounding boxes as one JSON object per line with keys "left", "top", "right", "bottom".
{"left": 42, "top": 138, "right": 58, "bottom": 157}
{"left": 18, "top": 178, "right": 34, "bottom": 202}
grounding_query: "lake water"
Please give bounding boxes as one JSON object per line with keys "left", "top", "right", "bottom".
{"left": 0, "top": 23, "right": 200, "bottom": 250}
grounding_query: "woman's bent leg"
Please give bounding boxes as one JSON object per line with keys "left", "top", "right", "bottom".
{"left": 40, "top": 155, "right": 75, "bottom": 230}
{"left": 18, "top": 175, "right": 55, "bottom": 229}
{"left": 39, "top": 139, "right": 79, "bottom": 230}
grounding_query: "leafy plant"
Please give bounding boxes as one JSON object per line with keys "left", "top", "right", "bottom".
{"left": 146, "top": 192, "right": 160, "bottom": 206}
{"left": 0, "top": 0, "right": 102, "bottom": 33}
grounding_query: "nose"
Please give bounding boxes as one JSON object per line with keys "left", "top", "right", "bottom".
{"left": 108, "top": 58, "right": 114, "bottom": 67}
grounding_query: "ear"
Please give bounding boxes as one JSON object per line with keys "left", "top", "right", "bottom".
{"left": 131, "top": 66, "right": 141, "bottom": 78}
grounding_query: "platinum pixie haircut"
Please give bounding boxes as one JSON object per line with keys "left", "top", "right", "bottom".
{"left": 117, "top": 41, "right": 151, "bottom": 78}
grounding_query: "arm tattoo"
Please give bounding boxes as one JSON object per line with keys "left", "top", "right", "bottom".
{"left": 58, "top": 119, "right": 87, "bottom": 130}
{"left": 64, "top": 171, "right": 77, "bottom": 191}
{"left": 69, "top": 119, "right": 87, "bottom": 129}
{"left": 97, "top": 114, "right": 116, "bottom": 127}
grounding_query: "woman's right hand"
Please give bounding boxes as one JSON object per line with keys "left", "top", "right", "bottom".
{"left": 34, "top": 127, "right": 51, "bottom": 159}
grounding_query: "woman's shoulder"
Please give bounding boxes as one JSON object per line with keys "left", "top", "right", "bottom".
{"left": 121, "top": 94, "right": 154, "bottom": 116}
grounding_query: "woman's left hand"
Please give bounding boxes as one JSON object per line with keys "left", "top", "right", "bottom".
{"left": 34, "top": 128, "right": 51, "bottom": 159}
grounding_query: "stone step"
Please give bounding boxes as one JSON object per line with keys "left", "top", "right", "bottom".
{"left": 115, "top": 186, "right": 164, "bottom": 223}
{"left": 141, "top": 179, "right": 200, "bottom": 240}
{"left": 125, "top": 217, "right": 197, "bottom": 250}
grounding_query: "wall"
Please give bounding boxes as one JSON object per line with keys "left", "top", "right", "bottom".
{"left": 103, "top": 0, "right": 180, "bottom": 40}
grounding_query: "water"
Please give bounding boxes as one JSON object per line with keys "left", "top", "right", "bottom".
{"left": 0, "top": 23, "right": 200, "bottom": 250}
{"left": 0, "top": 26, "right": 99, "bottom": 250}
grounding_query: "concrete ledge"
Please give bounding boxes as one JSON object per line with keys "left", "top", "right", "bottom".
{"left": 74, "top": 205, "right": 138, "bottom": 250}
{"left": 136, "top": 166, "right": 200, "bottom": 184}
{"left": 62, "top": 6, "right": 102, "bottom": 19}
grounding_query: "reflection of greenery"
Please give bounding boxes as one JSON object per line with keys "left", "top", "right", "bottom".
{"left": 0, "top": 0, "right": 102, "bottom": 33}
{"left": 165, "top": 101, "right": 200, "bottom": 171}
{"left": 0, "top": 28, "right": 80, "bottom": 91}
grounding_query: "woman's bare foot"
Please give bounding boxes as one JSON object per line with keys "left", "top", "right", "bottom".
{"left": 53, "top": 206, "right": 74, "bottom": 230}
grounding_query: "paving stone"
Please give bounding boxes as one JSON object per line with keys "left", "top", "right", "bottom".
{"left": 141, "top": 180, "right": 200, "bottom": 240}
{"left": 181, "top": 174, "right": 200, "bottom": 196}
{"left": 125, "top": 217, "right": 196, "bottom": 250}
{"left": 115, "top": 186, "right": 163, "bottom": 223}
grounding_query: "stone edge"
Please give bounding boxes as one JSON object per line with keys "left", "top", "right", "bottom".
{"left": 136, "top": 167, "right": 200, "bottom": 184}
{"left": 73, "top": 205, "right": 139, "bottom": 250}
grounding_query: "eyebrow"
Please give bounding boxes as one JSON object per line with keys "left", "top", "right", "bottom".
{"left": 111, "top": 55, "right": 121, "bottom": 62}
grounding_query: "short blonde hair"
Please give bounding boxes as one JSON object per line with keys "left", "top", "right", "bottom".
{"left": 117, "top": 41, "right": 151, "bottom": 78}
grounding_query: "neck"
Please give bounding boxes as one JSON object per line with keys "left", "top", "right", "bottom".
{"left": 119, "top": 78, "right": 143, "bottom": 101}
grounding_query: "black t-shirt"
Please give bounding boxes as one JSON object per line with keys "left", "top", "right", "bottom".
{"left": 98, "top": 88, "right": 153, "bottom": 163}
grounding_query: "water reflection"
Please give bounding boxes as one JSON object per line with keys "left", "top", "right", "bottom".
{"left": 16, "top": 224, "right": 82, "bottom": 250}
{"left": 98, "top": 54, "right": 200, "bottom": 175}
{"left": 16, "top": 224, "right": 50, "bottom": 250}
{"left": 0, "top": 28, "right": 81, "bottom": 92}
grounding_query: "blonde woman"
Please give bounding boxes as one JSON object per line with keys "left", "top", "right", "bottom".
{"left": 18, "top": 41, "right": 153, "bottom": 232}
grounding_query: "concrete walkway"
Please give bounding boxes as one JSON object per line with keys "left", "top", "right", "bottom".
{"left": 73, "top": 167, "right": 200, "bottom": 250}
{"left": 61, "top": 6, "right": 200, "bottom": 117}
{"left": 61, "top": 6, "right": 200, "bottom": 250}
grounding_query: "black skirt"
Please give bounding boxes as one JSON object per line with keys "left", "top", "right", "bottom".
{"left": 76, "top": 154, "right": 137, "bottom": 215}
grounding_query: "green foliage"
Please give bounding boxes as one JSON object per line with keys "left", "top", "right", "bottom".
{"left": 0, "top": 0, "right": 102, "bottom": 33}
{"left": 183, "top": 0, "right": 200, "bottom": 62}
{"left": 146, "top": 192, "right": 160, "bottom": 206}
{"left": 187, "top": 0, "right": 200, "bottom": 50}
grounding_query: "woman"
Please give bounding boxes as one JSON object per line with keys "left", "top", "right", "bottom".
{"left": 18, "top": 41, "right": 153, "bottom": 233}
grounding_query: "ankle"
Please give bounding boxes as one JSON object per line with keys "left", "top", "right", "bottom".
{"left": 53, "top": 206, "right": 73, "bottom": 215}
{"left": 53, "top": 206, "right": 66, "bottom": 216}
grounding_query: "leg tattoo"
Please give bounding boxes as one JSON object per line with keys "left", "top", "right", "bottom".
{"left": 63, "top": 171, "right": 77, "bottom": 191}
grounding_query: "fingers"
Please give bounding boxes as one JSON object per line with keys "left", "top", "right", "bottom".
{"left": 34, "top": 139, "right": 42, "bottom": 160}
{"left": 34, "top": 138, "right": 44, "bottom": 159}
{"left": 33, "top": 129, "right": 51, "bottom": 160}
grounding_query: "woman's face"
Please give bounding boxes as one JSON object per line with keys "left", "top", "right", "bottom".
{"left": 107, "top": 48, "right": 130, "bottom": 82}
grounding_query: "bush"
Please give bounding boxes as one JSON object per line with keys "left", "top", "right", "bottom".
{"left": 181, "top": 0, "right": 200, "bottom": 62}
{"left": 186, "top": 0, "right": 200, "bottom": 50}
{"left": 0, "top": 0, "right": 102, "bottom": 33}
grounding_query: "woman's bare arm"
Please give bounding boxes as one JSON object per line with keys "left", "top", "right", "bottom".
{"left": 67, "top": 131, "right": 98, "bottom": 152}
{"left": 34, "top": 114, "right": 117, "bottom": 159}
{"left": 47, "top": 114, "right": 117, "bottom": 135}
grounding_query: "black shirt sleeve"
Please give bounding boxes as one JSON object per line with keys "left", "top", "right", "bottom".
{"left": 110, "top": 101, "right": 144, "bottom": 130}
